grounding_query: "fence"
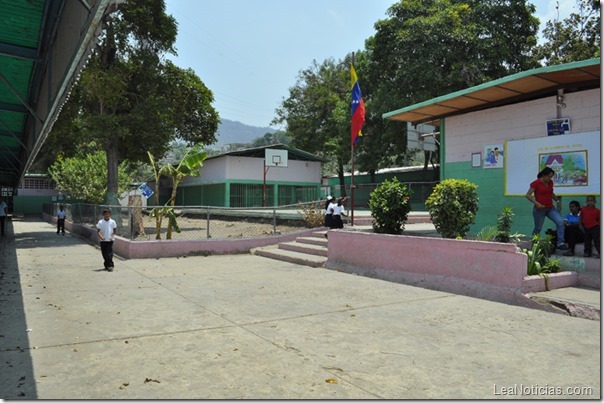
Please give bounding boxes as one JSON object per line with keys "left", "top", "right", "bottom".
{"left": 44, "top": 202, "right": 320, "bottom": 241}
{"left": 325, "top": 181, "right": 438, "bottom": 210}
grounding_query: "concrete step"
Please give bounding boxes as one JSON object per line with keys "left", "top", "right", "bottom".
{"left": 296, "top": 236, "right": 328, "bottom": 247}
{"left": 556, "top": 254, "right": 602, "bottom": 273}
{"left": 279, "top": 241, "right": 328, "bottom": 257}
{"left": 577, "top": 272, "right": 601, "bottom": 290}
{"left": 252, "top": 245, "right": 326, "bottom": 268}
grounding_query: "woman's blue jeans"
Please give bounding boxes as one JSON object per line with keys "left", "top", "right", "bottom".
{"left": 532, "top": 207, "right": 565, "bottom": 244}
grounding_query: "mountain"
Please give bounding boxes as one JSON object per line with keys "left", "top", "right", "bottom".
{"left": 213, "top": 119, "right": 276, "bottom": 147}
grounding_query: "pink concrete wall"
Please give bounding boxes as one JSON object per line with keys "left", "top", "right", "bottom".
{"left": 44, "top": 213, "right": 318, "bottom": 259}
{"left": 326, "top": 230, "right": 528, "bottom": 288}
{"left": 118, "top": 228, "right": 319, "bottom": 259}
{"left": 324, "top": 230, "right": 584, "bottom": 301}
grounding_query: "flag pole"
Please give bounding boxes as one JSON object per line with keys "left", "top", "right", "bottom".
{"left": 350, "top": 52, "right": 355, "bottom": 226}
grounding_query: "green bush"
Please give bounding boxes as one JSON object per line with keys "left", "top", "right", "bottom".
{"left": 425, "top": 179, "right": 479, "bottom": 239}
{"left": 369, "top": 178, "right": 412, "bottom": 234}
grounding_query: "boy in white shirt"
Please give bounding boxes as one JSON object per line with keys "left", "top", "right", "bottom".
{"left": 57, "top": 205, "right": 66, "bottom": 235}
{"left": 97, "top": 209, "right": 117, "bottom": 271}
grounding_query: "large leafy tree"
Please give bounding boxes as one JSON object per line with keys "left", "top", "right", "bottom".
{"left": 274, "top": 58, "right": 352, "bottom": 195}
{"left": 358, "top": 0, "right": 540, "bottom": 174}
{"left": 48, "top": 150, "right": 132, "bottom": 204}
{"left": 42, "top": 0, "right": 219, "bottom": 205}
{"left": 533, "top": 0, "right": 600, "bottom": 65}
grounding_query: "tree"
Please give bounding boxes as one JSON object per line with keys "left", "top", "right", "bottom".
{"left": 48, "top": 149, "right": 132, "bottom": 204}
{"left": 533, "top": 0, "right": 600, "bottom": 65}
{"left": 45, "top": 0, "right": 218, "bottom": 206}
{"left": 360, "top": 0, "right": 540, "bottom": 172}
{"left": 148, "top": 145, "right": 207, "bottom": 239}
{"left": 274, "top": 58, "right": 352, "bottom": 195}
{"left": 250, "top": 131, "right": 291, "bottom": 147}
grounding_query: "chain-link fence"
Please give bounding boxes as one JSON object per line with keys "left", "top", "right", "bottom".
{"left": 325, "top": 181, "right": 437, "bottom": 210}
{"left": 44, "top": 202, "right": 320, "bottom": 241}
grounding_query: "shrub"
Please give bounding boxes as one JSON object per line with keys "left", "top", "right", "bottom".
{"left": 473, "top": 225, "right": 497, "bottom": 241}
{"left": 425, "top": 179, "right": 479, "bottom": 239}
{"left": 298, "top": 202, "right": 325, "bottom": 228}
{"left": 523, "top": 234, "right": 561, "bottom": 276}
{"left": 369, "top": 178, "right": 412, "bottom": 234}
{"left": 495, "top": 206, "right": 514, "bottom": 242}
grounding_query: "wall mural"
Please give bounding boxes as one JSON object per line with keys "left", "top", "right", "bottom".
{"left": 538, "top": 151, "right": 587, "bottom": 187}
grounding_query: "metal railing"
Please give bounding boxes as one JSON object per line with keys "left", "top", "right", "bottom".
{"left": 44, "top": 202, "right": 320, "bottom": 241}
{"left": 325, "top": 181, "right": 438, "bottom": 210}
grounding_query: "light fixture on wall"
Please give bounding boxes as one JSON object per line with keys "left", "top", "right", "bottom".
{"left": 556, "top": 93, "right": 566, "bottom": 109}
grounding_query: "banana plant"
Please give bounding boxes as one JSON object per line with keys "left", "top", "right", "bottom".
{"left": 147, "top": 145, "right": 207, "bottom": 239}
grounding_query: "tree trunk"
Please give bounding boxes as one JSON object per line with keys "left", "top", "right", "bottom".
{"left": 166, "top": 186, "right": 178, "bottom": 239}
{"left": 105, "top": 141, "right": 120, "bottom": 203}
{"left": 369, "top": 169, "right": 376, "bottom": 184}
{"left": 423, "top": 150, "right": 431, "bottom": 171}
{"left": 105, "top": 140, "right": 122, "bottom": 225}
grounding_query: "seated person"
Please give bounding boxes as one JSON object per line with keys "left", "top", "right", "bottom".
{"left": 563, "top": 200, "right": 584, "bottom": 256}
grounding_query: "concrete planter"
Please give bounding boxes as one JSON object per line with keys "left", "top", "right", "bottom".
{"left": 325, "top": 229, "right": 586, "bottom": 306}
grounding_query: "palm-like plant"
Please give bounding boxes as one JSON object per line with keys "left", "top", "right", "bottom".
{"left": 148, "top": 145, "right": 207, "bottom": 239}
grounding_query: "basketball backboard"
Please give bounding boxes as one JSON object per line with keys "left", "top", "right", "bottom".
{"left": 265, "top": 149, "right": 288, "bottom": 167}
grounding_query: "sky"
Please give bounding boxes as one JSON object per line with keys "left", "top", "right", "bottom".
{"left": 164, "top": 0, "right": 577, "bottom": 129}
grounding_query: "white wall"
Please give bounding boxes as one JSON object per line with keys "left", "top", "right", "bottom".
{"left": 181, "top": 155, "right": 322, "bottom": 185}
{"left": 445, "top": 88, "right": 600, "bottom": 163}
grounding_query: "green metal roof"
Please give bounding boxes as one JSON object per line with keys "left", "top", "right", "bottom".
{"left": 383, "top": 58, "right": 601, "bottom": 125}
{"left": 0, "top": 0, "right": 112, "bottom": 190}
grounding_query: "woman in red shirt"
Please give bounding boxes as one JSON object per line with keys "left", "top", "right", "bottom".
{"left": 525, "top": 167, "right": 567, "bottom": 250}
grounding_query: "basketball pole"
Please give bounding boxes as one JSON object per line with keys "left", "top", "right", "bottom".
{"left": 263, "top": 163, "right": 269, "bottom": 207}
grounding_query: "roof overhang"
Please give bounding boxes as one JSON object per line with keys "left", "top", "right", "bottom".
{"left": 0, "top": 0, "right": 116, "bottom": 190}
{"left": 383, "top": 58, "right": 601, "bottom": 126}
{"left": 207, "top": 144, "right": 327, "bottom": 163}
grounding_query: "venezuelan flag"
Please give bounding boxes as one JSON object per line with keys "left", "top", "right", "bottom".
{"left": 351, "top": 64, "right": 365, "bottom": 146}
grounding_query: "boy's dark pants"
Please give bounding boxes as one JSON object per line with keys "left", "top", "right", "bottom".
{"left": 583, "top": 225, "right": 600, "bottom": 255}
{"left": 100, "top": 241, "right": 114, "bottom": 268}
{"left": 564, "top": 225, "right": 584, "bottom": 252}
{"left": 0, "top": 216, "right": 5, "bottom": 236}
{"left": 57, "top": 218, "right": 65, "bottom": 234}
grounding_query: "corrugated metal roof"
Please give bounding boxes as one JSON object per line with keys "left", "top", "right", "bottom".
{"left": 0, "top": 0, "right": 45, "bottom": 187}
{"left": 0, "top": 0, "right": 113, "bottom": 190}
{"left": 383, "top": 58, "right": 601, "bottom": 125}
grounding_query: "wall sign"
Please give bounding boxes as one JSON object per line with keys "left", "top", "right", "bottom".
{"left": 471, "top": 152, "right": 482, "bottom": 168}
{"left": 546, "top": 118, "right": 571, "bottom": 136}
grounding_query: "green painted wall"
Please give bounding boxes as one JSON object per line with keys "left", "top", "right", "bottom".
{"left": 174, "top": 181, "right": 320, "bottom": 207}
{"left": 444, "top": 161, "right": 600, "bottom": 237}
{"left": 13, "top": 195, "right": 54, "bottom": 214}
{"left": 326, "top": 168, "right": 439, "bottom": 186}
